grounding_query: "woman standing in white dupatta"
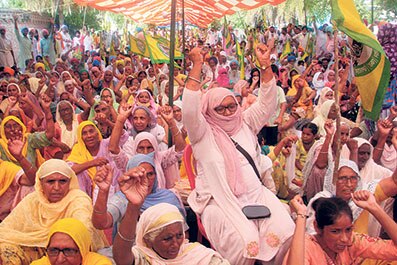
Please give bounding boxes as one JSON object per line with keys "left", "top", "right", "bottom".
{"left": 182, "top": 45, "right": 295, "bottom": 265}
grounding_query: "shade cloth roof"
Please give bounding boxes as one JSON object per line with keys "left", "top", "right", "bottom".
{"left": 74, "top": 0, "right": 286, "bottom": 28}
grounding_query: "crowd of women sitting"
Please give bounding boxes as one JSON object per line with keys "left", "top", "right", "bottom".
{"left": 0, "top": 26, "right": 397, "bottom": 265}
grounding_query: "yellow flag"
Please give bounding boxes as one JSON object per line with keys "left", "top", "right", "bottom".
{"left": 331, "top": 0, "right": 390, "bottom": 119}
{"left": 129, "top": 34, "right": 150, "bottom": 57}
{"left": 145, "top": 33, "right": 183, "bottom": 64}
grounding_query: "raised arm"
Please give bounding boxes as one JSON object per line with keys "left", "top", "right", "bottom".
{"left": 242, "top": 42, "right": 277, "bottom": 134}
{"left": 8, "top": 139, "right": 37, "bottom": 186}
{"left": 40, "top": 94, "right": 55, "bottom": 141}
{"left": 285, "top": 195, "right": 307, "bottom": 265}
{"left": 92, "top": 164, "right": 114, "bottom": 229}
{"left": 159, "top": 105, "right": 186, "bottom": 152}
{"left": 352, "top": 191, "right": 397, "bottom": 244}
{"left": 373, "top": 119, "right": 393, "bottom": 165}
{"left": 113, "top": 166, "right": 152, "bottom": 265}
{"left": 315, "top": 121, "right": 334, "bottom": 169}
{"left": 182, "top": 47, "right": 209, "bottom": 144}
{"left": 108, "top": 104, "right": 131, "bottom": 154}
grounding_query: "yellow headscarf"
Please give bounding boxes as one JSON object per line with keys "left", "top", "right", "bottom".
{"left": 0, "top": 116, "right": 28, "bottom": 163}
{"left": 34, "top": 63, "right": 45, "bottom": 71}
{"left": 31, "top": 218, "right": 111, "bottom": 265}
{"left": 67, "top": 121, "right": 103, "bottom": 181}
{"left": 286, "top": 75, "right": 302, "bottom": 97}
{"left": 0, "top": 159, "right": 22, "bottom": 197}
{"left": 0, "top": 159, "right": 108, "bottom": 250}
{"left": 0, "top": 115, "right": 46, "bottom": 166}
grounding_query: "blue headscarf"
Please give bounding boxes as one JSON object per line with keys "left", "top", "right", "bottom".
{"left": 21, "top": 27, "right": 28, "bottom": 34}
{"left": 125, "top": 154, "right": 185, "bottom": 216}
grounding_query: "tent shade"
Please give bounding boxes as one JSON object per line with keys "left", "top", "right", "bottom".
{"left": 74, "top": 0, "right": 286, "bottom": 28}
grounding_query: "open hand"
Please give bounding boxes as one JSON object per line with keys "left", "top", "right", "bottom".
{"left": 8, "top": 138, "right": 25, "bottom": 159}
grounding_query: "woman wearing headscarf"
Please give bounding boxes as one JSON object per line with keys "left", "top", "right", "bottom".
{"left": 311, "top": 99, "right": 338, "bottom": 137}
{"left": 67, "top": 121, "right": 127, "bottom": 199}
{"left": 0, "top": 159, "right": 107, "bottom": 265}
{"left": 31, "top": 218, "right": 111, "bottom": 265}
{"left": 125, "top": 105, "right": 165, "bottom": 144}
{"left": 216, "top": 68, "right": 232, "bottom": 89}
{"left": 312, "top": 72, "right": 325, "bottom": 101}
{"left": 134, "top": 89, "right": 158, "bottom": 117}
{"left": 287, "top": 75, "right": 316, "bottom": 119}
{"left": 109, "top": 105, "right": 186, "bottom": 189}
{"left": 0, "top": 82, "right": 20, "bottom": 115}
{"left": 182, "top": 45, "right": 295, "bottom": 264}
{"left": 55, "top": 100, "right": 81, "bottom": 150}
{"left": 313, "top": 86, "right": 333, "bottom": 116}
{"left": 0, "top": 96, "right": 54, "bottom": 167}
{"left": 92, "top": 154, "right": 185, "bottom": 234}
{"left": 0, "top": 138, "right": 37, "bottom": 221}
{"left": 113, "top": 167, "right": 229, "bottom": 264}
{"left": 356, "top": 138, "right": 392, "bottom": 183}
{"left": 158, "top": 80, "right": 183, "bottom": 106}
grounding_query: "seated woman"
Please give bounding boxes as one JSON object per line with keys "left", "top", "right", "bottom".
{"left": 92, "top": 154, "right": 185, "bottom": 235}
{"left": 68, "top": 121, "right": 126, "bottom": 199}
{"left": 0, "top": 139, "right": 37, "bottom": 221}
{"left": 134, "top": 89, "right": 158, "bottom": 117}
{"left": 54, "top": 100, "right": 90, "bottom": 154}
{"left": 302, "top": 121, "right": 358, "bottom": 201}
{"left": 285, "top": 193, "right": 397, "bottom": 265}
{"left": 287, "top": 75, "right": 316, "bottom": 120}
{"left": 0, "top": 159, "right": 107, "bottom": 265}
{"left": 0, "top": 101, "right": 54, "bottom": 168}
{"left": 307, "top": 159, "right": 397, "bottom": 237}
{"left": 109, "top": 105, "right": 185, "bottom": 189}
{"left": 31, "top": 218, "right": 111, "bottom": 265}
{"left": 125, "top": 105, "right": 165, "bottom": 145}
{"left": 183, "top": 45, "right": 295, "bottom": 264}
{"left": 112, "top": 165, "right": 229, "bottom": 265}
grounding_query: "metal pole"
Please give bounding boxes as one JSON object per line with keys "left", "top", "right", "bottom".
{"left": 371, "top": 0, "right": 374, "bottom": 32}
{"left": 182, "top": 0, "right": 186, "bottom": 74}
{"left": 83, "top": 6, "right": 87, "bottom": 28}
{"left": 168, "top": 0, "right": 177, "bottom": 147}
{"left": 332, "top": 25, "right": 341, "bottom": 184}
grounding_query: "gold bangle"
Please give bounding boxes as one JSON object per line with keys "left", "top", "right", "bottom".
{"left": 374, "top": 146, "right": 383, "bottom": 151}
{"left": 117, "top": 230, "right": 134, "bottom": 242}
{"left": 187, "top": 76, "right": 201, "bottom": 84}
{"left": 296, "top": 213, "right": 308, "bottom": 219}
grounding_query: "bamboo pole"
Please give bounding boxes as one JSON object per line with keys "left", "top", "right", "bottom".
{"left": 332, "top": 23, "right": 341, "bottom": 184}
{"left": 168, "top": 0, "right": 177, "bottom": 148}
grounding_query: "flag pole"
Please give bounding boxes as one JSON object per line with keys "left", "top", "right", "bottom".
{"left": 332, "top": 22, "right": 341, "bottom": 184}
{"left": 168, "top": 0, "right": 177, "bottom": 147}
{"left": 182, "top": 0, "right": 186, "bottom": 74}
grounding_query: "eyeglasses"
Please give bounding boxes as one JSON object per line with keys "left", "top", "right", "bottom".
{"left": 337, "top": 176, "right": 359, "bottom": 184}
{"left": 214, "top": 103, "right": 238, "bottom": 114}
{"left": 47, "top": 247, "right": 79, "bottom": 257}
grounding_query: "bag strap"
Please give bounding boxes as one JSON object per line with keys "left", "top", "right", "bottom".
{"left": 230, "top": 138, "right": 262, "bottom": 181}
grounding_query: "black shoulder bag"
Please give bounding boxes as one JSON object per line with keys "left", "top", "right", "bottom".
{"left": 230, "top": 138, "right": 271, "bottom": 219}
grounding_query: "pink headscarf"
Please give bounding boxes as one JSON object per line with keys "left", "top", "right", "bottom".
{"left": 134, "top": 89, "right": 158, "bottom": 117}
{"left": 233, "top": 80, "right": 248, "bottom": 94}
{"left": 216, "top": 68, "right": 230, "bottom": 88}
{"left": 201, "top": 87, "right": 246, "bottom": 196}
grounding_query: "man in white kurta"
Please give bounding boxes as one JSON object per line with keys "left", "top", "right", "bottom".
{"left": 13, "top": 15, "right": 32, "bottom": 71}
{"left": 0, "top": 27, "right": 14, "bottom": 67}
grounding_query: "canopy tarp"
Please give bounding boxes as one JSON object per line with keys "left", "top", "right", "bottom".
{"left": 74, "top": 0, "right": 286, "bottom": 28}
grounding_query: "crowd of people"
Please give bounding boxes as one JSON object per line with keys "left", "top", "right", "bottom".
{"left": 0, "top": 11, "right": 397, "bottom": 265}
